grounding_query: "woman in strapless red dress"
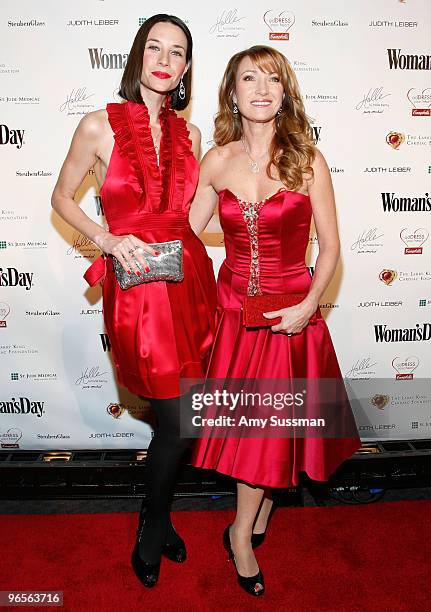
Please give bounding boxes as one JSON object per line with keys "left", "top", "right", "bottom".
{"left": 51, "top": 15, "right": 216, "bottom": 588}
{"left": 189, "top": 46, "right": 361, "bottom": 596}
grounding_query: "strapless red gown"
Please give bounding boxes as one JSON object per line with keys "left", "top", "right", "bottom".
{"left": 84, "top": 99, "right": 217, "bottom": 399}
{"left": 191, "top": 188, "right": 361, "bottom": 488}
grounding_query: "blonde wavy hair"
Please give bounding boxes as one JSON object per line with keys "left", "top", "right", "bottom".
{"left": 214, "top": 46, "right": 315, "bottom": 191}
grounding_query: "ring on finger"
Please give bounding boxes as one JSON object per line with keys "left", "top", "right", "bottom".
{"left": 128, "top": 247, "right": 138, "bottom": 255}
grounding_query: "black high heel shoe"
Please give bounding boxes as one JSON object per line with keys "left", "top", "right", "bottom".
{"left": 161, "top": 528, "right": 187, "bottom": 563}
{"left": 136, "top": 507, "right": 187, "bottom": 564}
{"left": 251, "top": 531, "right": 266, "bottom": 549}
{"left": 131, "top": 514, "right": 160, "bottom": 588}
{"left": 223, "top": 525, "right": 265, "bottom": 596}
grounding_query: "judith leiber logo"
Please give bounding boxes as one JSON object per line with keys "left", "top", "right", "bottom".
{"left": 371, "top": 394, "right": 390, "bottom": 410}
{"left": 263, "top": 10, "right": 295, "bottom": 40}
{"left": 379, "top": 269, "right": 397, "bottom": 285}
{"left": 386, "top": 132, "right": 405, "bottom": 149}
{"left": 400, "top": 227, "right": 429, "bottom": 254}
{"left": 107, "top": 403, "right": 125, "bottom": 419}
{"left": 392, "top": 355, "right": 419, "bottom": 380}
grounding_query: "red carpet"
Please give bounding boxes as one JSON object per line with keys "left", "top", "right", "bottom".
{"left": 1, "top": 501, "right": 430, "bottom": 611}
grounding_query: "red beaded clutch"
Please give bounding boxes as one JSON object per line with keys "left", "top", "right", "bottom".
{"left": 242, "top": 293, "right": 319, "bottom": 328}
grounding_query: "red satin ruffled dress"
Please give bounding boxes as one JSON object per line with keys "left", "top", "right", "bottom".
{"left": 191, "top": 188, "right": 362, "bottom": 488}
{"left": 84, "top": 99, "right": 217, "bottom": 399}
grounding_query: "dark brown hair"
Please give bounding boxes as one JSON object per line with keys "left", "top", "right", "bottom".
{"left": 215, "top": 45, "right": 315, "bottom": 191}
{"left": 118, "top": 14, "right": 192, "bottom": 110}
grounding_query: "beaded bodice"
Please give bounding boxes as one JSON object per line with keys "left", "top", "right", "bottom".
{"left": 217, "top": 187, "right": 313, "bottom": 297}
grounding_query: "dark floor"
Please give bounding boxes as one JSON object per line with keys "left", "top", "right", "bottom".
{"left": 1, "top": 485, "right": 431, "bottom": 514}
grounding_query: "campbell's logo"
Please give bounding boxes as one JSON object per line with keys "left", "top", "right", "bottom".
{"left": 0, "top": 267, "right": 33, "bottom": 290}
{"left": 0, "top": 397, "right": 45, "bottom": 418}
{"left": 263, "top": 10, "right": 295, "bottom": 40}
{"left": 382, "top": 192, "right": 431, "bottom": 213}
{"left": 88, "top": 48, "right": 128, "bottom": 69}
{"left": 387, "top": 49, "right": 431, "bottom": 70}
{"left": 0, "top": 124, "right": 24, "bottom": 148}
{"left": 386, "top": 132, "right": 405, "bottom": 149}
{"left": 392, "top": 355, "right": 419, "bottom": 380}
{"left": 379, "top": 269, "right": 397, "bottom": 285}
{"left": 374, "top": 323, "right": 431, "bottom": 343}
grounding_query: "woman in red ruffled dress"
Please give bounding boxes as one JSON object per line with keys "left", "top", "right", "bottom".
{"left": 189, "top": 46, "right": 361, "bottom": 596}
{"left": 51, "top": 15, "right": 216, "bottom": 588}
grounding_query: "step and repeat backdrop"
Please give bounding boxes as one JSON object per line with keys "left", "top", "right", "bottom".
{"left": 1, "top": 0, "right": 430, "bottom": 450}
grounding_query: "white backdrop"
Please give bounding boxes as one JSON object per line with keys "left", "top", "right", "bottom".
{"left": 1, "top": 0, "right": 431, "bottom": 450}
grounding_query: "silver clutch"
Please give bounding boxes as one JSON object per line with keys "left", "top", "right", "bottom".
{"left": 112, "top": 240, "right": 184, "bottom": 290}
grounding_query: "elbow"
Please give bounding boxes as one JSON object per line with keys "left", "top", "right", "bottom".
{"left": 318, "top": 237, "right": 340, "bottom": 261}
{"left": 51, "top": 187, "right": 63, "bottom": 212}
{"left": 51, "top": 189, "right": 58, "bottom": 211}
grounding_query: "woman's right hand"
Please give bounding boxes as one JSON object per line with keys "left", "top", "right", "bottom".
{"left": 95, "top": 232, "right": 160, "bottom": 275}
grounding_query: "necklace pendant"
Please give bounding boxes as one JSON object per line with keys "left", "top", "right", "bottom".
{"left": 250, "top": 161, "right": 259, "bottom": 173}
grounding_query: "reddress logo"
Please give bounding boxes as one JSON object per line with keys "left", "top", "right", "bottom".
{"left": 263, "top": 10, "right": 295, "bottom": 40}
{"left": 407, "top": 88, "right": 431, "bottom": 117}
{"left": 392, "top": 356, "right": 419, "bottom": 380}
{"left": 400, "top": 227, "right": 429, "bottom": 254}
{"left": 0, "top": 302, "right": 10, "bottom": 328}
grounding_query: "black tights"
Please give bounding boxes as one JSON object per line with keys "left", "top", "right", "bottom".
{"left": 139, "top": 393, "right": 195, "bottom": 563}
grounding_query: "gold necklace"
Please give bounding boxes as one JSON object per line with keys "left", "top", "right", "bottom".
{"left": 241, "top": 137, "right": 260, "bottom": 174}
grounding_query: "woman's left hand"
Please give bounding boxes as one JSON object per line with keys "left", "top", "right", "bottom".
{"left": 263, "top": 300, "right": 318, "bottom": 335}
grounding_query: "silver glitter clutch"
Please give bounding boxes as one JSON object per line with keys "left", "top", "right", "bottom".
{"left": 112, "top": 240, "right": 184, "bottom": 290}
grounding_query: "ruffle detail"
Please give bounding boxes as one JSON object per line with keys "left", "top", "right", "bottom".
{"left": 105, "top": 98, "right": 193, "bottom": 213}
{"left": 162, "top": 111, "right": 194, "bottom": 212}
{"left": 106, "top": 101, "right": 160, "bottom": 211}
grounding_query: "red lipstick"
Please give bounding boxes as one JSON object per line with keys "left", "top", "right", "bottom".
{"left": 152, "top": 71, "right": 171, "bottom": 79}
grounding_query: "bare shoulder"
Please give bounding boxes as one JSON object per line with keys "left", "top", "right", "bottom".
{"left": 204, "top": 141, "right": 237, "bottom": 162}
{"left": 186, "top": 121, "right": 201, "bottom": 142}
{"left": 310, "top": 147, "right": 330, "bottom": 173}
{"left": 76, "top": 109, "right": 109, "bottom": 140}
{"left": 307, "top": 147, "right": 330, "bottom": 187}
{"left": 201, "top": 144, "right": 230, "bottom": 169}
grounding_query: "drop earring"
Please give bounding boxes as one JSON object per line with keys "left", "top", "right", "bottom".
{"left": 179, "top": 76, "right": 186, "bottom": 100}
{"left": 277, "top": 107, "right": 283, "bottom": 116}
{"left": 233, "top": 102, "right": 238, "bottom": 114}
